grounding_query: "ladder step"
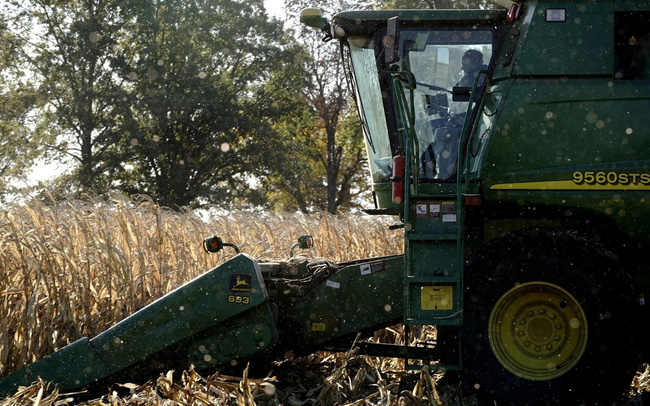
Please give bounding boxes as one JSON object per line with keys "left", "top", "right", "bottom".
{"left": 405, "top": 196, "right": 464, "bottom": 328}
{"left": 405, "top": 313, "right": 462, "bottom": 325}
{"left": 406, "top": 233, "right": 459, "bottom": 241}
{"left": 407, "top": 276, "right": 459, "bottom": 283}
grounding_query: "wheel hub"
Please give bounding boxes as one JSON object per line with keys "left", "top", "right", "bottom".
{"left": 488, "top": 282, "right": 588, "bottom": 381}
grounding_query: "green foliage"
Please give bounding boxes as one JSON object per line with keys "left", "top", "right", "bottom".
{"left": 2, "top": 0, "right": 133, "bottom": 196}
{"left": 266, "top": 0, "right": 373, "bottom": 214}
{"left": 0, "top": 81, "right": 41, "bottom": 194}
{"left": 0, "top": 10, "right": 46, "bottom": 194}
{"left": 0, "top": 0, "right": 308, "bottom": 208}
{"left": 0, "top": 0, "right": 371, "bottom": 211}
{"left": 376, "top": 0, "right": 490, "bottom": 9}
{"left": 261, "top": 103, "right": 368, "bottom": 214}
{"left": 111, "top": 0, "right": 303, "bottom": 208}
{"left": 263, "top": 109, "right": 326, "bottom": 213}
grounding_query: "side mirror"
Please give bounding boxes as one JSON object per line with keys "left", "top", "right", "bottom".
{"left": 300, "top": 8, "right": 328, "bottom": 30}
{"left": 385, "top": 16, "right": 400, "bottom": 64}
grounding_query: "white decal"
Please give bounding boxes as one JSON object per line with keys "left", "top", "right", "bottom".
{"left": 442, "top": 214, "right": 457, "bottom": 223}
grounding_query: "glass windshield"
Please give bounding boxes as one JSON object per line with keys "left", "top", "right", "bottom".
{"left": 348, "top": 37, "right": 393, "bottom": 184}
{"left": 399, "top": 29, "right": 493, "bottom": 181}
{"left": 347, "top": 28, "right": 493, "bottom": 184}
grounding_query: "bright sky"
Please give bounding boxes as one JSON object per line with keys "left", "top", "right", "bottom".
{"left": 264, "top": 0, "right": 285, "bottom": 18}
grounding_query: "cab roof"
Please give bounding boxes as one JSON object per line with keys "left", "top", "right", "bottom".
{"left": 331, "top": 9, "right": 508, "bottom": 38}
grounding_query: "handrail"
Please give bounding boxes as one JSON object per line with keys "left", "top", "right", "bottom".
{"left": 458, "top": 69, "right": 492, "bottom": 190}
{"left": 390, "top": 71, "right": 418, "bottom": 231}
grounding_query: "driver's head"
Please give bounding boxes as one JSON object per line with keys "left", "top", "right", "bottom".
{"left": 461, "top": 50, "right": 483, "bottom": 73}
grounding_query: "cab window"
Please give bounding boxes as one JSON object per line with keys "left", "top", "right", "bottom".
{"left": 389, "top": 29, "right": 493, "bottom": 181}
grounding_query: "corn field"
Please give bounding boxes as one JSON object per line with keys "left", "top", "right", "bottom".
{"left": 0, "top": 196, "right": 647, "bottom": 405}
{"left": 0, "top": 195, "right": 403, "bottom": 373}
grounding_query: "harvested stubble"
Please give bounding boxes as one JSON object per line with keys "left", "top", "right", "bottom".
{"left": 0, "top": 330, "right": 467, "bottom": 406}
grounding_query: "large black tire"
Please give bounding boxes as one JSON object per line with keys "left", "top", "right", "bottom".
{"left": 461, "top": 230, "right": 639, "bottom": 406}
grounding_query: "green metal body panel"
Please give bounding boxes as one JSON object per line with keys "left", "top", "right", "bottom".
{"left": 0, "top": 254, "right": 278, "bottom": 396}
{"left": 509, "top": 1, "right": 614, "bottom": 77}
{"left": 473, "top": 0, "right": 650, "bottom": 282}
{"left": 278, "top": 255, "right": 404, "bottom": 347}
{"left": 89, "top": 253, "right": 271, "bottom": 372}
{"left": 617, "top": 0, "right": 650, "bottom": 10}
{"left": 185, "top": 305, "right": 278, "bottom": 370}
{"left": 0, "top": 338, "right": 110, "bottom": 393}
{"left": 332, "top": 9, "right": 506, "bottom": 27}
{"left": 478, "top": 78, "right": 650, "bottom": 241}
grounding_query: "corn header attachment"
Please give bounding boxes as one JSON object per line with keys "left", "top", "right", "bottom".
{"left": 0, "top": 236, "right": 406, "bottom": 399}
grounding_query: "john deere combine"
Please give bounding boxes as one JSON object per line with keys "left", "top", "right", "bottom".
{"left": 1, "top": 0, "right": 649, "bottom": 404}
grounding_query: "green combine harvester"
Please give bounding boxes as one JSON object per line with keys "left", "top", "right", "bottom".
{"left": 1, "top": 0, "right": 649, "bottom": 404}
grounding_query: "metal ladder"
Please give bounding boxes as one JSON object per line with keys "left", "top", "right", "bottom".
{"left": 392, "top": 72, "right": 466, "bottom": 371}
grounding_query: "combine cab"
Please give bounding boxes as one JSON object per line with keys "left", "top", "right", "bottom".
{"left": 0, "top": 239, "right": 406, "bottom": 400}
{"left": 2, "top": 1, "right": 649, "bottom": 405}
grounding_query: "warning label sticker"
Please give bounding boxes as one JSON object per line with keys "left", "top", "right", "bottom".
{"left": 360, "top": 261, "right": 385, "bottom": 276}
{"left": 416, "top": 203, "right": 428, "bottom": 217}
{"left": 441, "top": 201, "right": 455, "bottom": 213}
{"left": 442, "top": 213, "right": 457, "bottom": 223}
{"left": 430, "top": 202, "right": 441, "bottom": 217}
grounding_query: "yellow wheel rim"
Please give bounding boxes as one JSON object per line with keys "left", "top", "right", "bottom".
{"left": 488, "top": 282, "right": 588, "bottom": 381}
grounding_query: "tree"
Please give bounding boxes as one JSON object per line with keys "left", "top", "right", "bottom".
{"left": 263, "top": 104, "right": 368, "bottom": 213}
{"left": 2, "top": 0, "right": 131, "bottom": 196}
{"left": 2, "top": 0, "right": 307, "bottom": 207}
{"left": 267, "top": 0, "right": 374, "bottom": 214}
{"left": 0, "top": 11, "right": 41, "bottom": 195}
{"left": 263, "top": 107, "right": 326, "bottom": 213}
{"left": 108, "top": 0, "right": 304, "bottom": 208}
